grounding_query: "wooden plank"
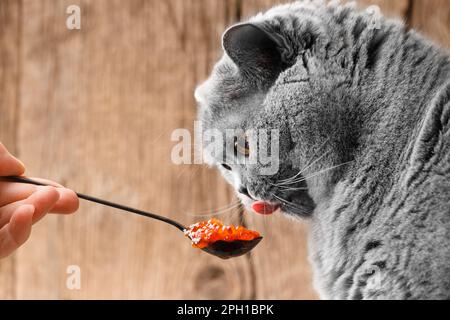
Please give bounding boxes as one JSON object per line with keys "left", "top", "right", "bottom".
{"left": 240, "top": 0, "right": 409, "bottom": 20}
{"left": 0, "top": 0, "right": 21, "bottom": 300}
{"left": 410, "top": 0, "right": 450, "bottom": 48}
{"left": 14, "top": 0, "right": 255, "bottom": 299}
{"left": 356, "top": 0, "right": 409, "bottom": 19}
{"left": 240, "top": 0, "right": 287, "bottom": 20}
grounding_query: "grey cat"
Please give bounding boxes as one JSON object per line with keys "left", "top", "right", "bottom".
{"left": 195, "top": 1, "right": 450, "bottom": 299}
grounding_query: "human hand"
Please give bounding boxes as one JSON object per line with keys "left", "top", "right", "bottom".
{"left": 0, "top": 143, "right": 79, "bottom": 259}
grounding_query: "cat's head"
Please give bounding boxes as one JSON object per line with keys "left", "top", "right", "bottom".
{"left": 195, "top": 3, "right": 359, "bottom": 218}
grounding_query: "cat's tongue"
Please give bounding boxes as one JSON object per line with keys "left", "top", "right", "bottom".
{"left": 251, "top": 201, "right": 279, "bottom": 215}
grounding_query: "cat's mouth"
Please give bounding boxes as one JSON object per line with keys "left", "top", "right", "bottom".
{"left": 248, "top": 198, "right": 314, "bottom": 217}
{"left": 247, "top": 192, "right": 315, "bottom": 217}
{"left": 251, "top": 201, "right": 280, "bottom": 215}
{"left": 239, "top": 189, "right": 314, "bottom": 217}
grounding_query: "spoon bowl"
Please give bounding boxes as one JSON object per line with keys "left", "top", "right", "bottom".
{"left": 200, "top": 237, "right": 263, "bottom": 259}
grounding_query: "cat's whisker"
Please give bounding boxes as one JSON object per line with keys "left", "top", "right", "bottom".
{"left": 272, "top": 194, "right": 310, "bottom": 216}
{"left": 273, "top": 196, "right": 310, "bottom": 217}
{"left": 276, "top": 136, "right": 333, "bottom": 184}
{"left": 188, "top": 200, "right": 241, "bottom": 215}
{"left": 275, "top": 150, "right": 332, "bottom": 187}
{"left": 293, "top": 149, "right": 331, "bottom": 179}
{"left": 186, "top": 165, "right": 202, "bottom": 184}
{"left": 185, "top": 202, "right": 242, "bottom": 217}
{"left": 277, "top": 186, "right": 308, "bottom": 191}
{"left": 174, "top": 164, "right": 195, "bottom": 180}
{"left": 284, "top": 160, "right": 354, "bottom": 185}
{"left": 147, "top": 127, "right": 172, "bottom": 146}
{"left": 174, "top": 161, "right": 204, "bottom": 182}
{"left": 185, "top": 199, "right": 242, "bottom": 217}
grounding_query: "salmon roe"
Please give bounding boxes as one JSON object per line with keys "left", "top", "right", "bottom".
{"left": 184, "top": 218, "right": 261, "bottom": 249}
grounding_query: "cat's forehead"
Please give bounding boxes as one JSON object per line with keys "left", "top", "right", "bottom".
{"left": 195, "top": 55, "right": 245, "bottom": 106}
{"left": 198, "top": 95, "right": 256, "bottom": 133}
{"left": 195, "top": 54, "right": 262, "bottom": 129}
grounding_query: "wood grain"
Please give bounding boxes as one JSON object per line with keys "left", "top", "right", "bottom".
{"left": 13, "top": 0, "right": 252, "bottom": 299}
{"left": 410, "top": 0, "right": 450, "bottom": 48}
{"left": 240, "top": 0, "right": 409, "bottom": 20}
{"left": 0, "top": 0, "right": 448, "bottom": 300}
{"left": 356, "top": 0, "right": 409, "bottom": 18}
{"left": 0, "top": 0, "right": 21, "bottom": 300}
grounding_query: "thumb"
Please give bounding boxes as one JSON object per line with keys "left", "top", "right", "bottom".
{"left": 0, "top": 143, "right": 26, "bottom": 176}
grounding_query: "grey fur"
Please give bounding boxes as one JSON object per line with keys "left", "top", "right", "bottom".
{"left": 195, "top": 1, "right": 450, "bottom": 299}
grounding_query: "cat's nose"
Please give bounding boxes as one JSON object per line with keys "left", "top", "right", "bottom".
{"left": 238, "top": 186, "right": 252, "bottom": 198}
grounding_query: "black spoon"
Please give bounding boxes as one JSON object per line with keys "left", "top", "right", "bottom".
{"left": 1, "top": 176, "right": 262, "bottom": 259}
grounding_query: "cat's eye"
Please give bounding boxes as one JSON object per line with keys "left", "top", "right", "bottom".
{"left": 234, "top": 134, "right": 250, "bottom": 157}
{"left": 221, "top": 163, "right": 232, "bottom": 170}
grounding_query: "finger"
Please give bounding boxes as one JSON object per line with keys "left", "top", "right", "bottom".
{"left": 0, "top": 183, "right": 78, "bottom": 225}
{"left": 23, "top": 177, "right": 79, "bottom": 213}
{"left": 0, "top": 181, "right": 37, "bottom": 207}
{"left": 0, "top": 143, "right": 26, "bottom": 176}
{"left": 0, "top": 186, "right": 60, "bottom": 227}
{"left": 49, "top": 187, "right": 79, "bottom": 214}
{"left": 25, "top": 177, "right": 63, "bottom": 188}
{"left": 0, "top": 176, "right": 78, "bottom": 212}
{"left": 22, "top": 186, "right": 60, "bottom": 223}
{"left": 0, "top": 204, "right": 34, "bottom": 259}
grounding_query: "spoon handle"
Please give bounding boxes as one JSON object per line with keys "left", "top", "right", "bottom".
{"left": 1, "top": 176, "right": 186, "bottom": 232}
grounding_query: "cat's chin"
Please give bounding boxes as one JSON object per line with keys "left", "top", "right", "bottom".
{"left": 278, "top": 204, "right": 313, "bottom": 219}
{"left": 274, "top": 192, "right": 316, "bottom": 219}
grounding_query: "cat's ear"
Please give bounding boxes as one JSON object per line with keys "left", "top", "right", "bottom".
{"left": 222, "top": 23, "right": 286, "bottom": 80}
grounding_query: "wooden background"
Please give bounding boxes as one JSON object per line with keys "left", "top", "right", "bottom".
{"left": 0, "top": 0, "right": 448, "bottom": 299}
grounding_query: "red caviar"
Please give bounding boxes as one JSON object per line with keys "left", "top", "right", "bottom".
{"left": 184, "top": 218, "right": 261, "bottom": 249}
